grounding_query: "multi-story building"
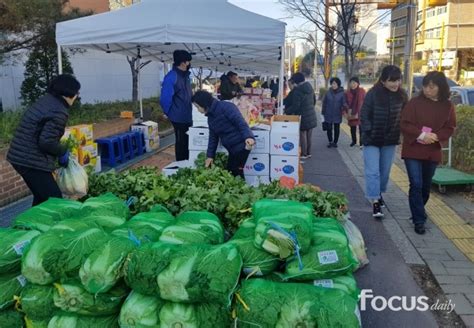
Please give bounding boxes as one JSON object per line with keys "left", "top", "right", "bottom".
{"left": 390, "top": 0, "right": 474, "bottom": 81}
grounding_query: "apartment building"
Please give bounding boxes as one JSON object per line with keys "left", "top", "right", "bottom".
{"left": 390, "top": 0, "right": 474, "bottom": 81}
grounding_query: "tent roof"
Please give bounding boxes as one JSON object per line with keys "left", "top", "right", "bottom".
{"left": 56, "top": 0, "right": 286, "bottom": 75}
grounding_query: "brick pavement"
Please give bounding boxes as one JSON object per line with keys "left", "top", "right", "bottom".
{"left": 337, "top": 122, "right": 474, "bottom": 326}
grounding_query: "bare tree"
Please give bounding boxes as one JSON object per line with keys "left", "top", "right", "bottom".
{"left": 280, "top": 0, "right": 390, "bottom": 82}
{"left": 127, "top": 56, "right": 151, "bottom": 104}
{"left": 192, "top": 67, "right": 214, "bottom": 90}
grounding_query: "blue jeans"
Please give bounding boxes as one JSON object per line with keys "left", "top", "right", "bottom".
{"left": 363, "top": 145, "right": 397, "bottom": 200}
{"left": 404, "top": 159, "right": 437, "bottom": 225}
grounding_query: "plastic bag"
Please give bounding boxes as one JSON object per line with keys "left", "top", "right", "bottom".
{"left": 57, "top": 158, "right": 88, "bottom": 196}
{"left": 343, "top": 219, "right": 369, "bottom": 270}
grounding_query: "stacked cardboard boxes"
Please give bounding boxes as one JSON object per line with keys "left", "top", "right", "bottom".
{"left": 270, "top": 115, "right": 301, "bottom": 184}
{"left": 131, "top": 121, "right": 159, "bottom": 152}
{"left": 244, "top": 126, "right": 271, "bottom": 187}
{"left": 61, "top": 124, "right": 101, "bottom": 173}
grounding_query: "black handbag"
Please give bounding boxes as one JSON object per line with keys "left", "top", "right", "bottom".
{"left": 322, "top": 121, "right": 330, "bottom": 131}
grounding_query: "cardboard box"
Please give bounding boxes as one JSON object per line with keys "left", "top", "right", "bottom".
{"left": 131, "top": 121, "right": 159, "bottom": 152}
{"left": 162, "top": 160, "right": 195, "bottom": 177}
{"left": 270, "top": 155, "right": 300, "bottom": 183}
{"left": 245, "top": 175, "right": 271, "bottom": 187}
{"left": 270, "top": 115, "right": 300, "bottom": 156}
{"left": 244, "top": 153, "right": 270, "bottom": 176}
{"left": 78, "top": 143, "right": 98, "bottom": 166}
{"left": 74, "top": 124, "right": 94, "bottom": 146}
{"left": 250, "top": 129, "right": 270, "bottom": 154}
{"left": 243, "top": 87, "right": 252, "bottom": 94}
{"left": 192, "top": 104, "right": 208, "bottom": 127}
{"left": 188, "top": 127, "right": 226, "bottom": 152}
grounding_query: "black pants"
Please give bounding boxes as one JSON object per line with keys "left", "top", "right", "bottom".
{"left": 227, "top": 149, "right": 250, "bottom": 178}
{"left": 326, "top": 123, "right": 340, "bottom": 144}
{"left": 300, "top": 129, "right": 313, "bottom": 156}
{"left": 350, "top": 126, "right": 362, "bottom": 145}
{"left": 12, "top": 164, "right": 62, "bottom": 206}
{"left": 172, "top": 122, "right": 191, "bottom": 161}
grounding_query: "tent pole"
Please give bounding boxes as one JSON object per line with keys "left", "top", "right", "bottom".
{"left": 137, "top": 48, "right": 144, "bottom": 119}
{"left": 57, "top": 45, "right": 63, "bottom": 74}
{"left": 278, "top": 42, "right": 285, "bottom": 114}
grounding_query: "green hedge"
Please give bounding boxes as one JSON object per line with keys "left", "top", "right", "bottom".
{"left": 0, "top": 97, "right": 171, "bottom": 150}
{"left": 452, "top": 105, "right": 474, "bottom": 173}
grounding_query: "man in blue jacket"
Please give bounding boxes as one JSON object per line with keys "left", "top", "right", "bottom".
{"left": 160, "top": 50, "right": 193, "bottom": 160}
{"left": 191, "top": 90, "right": 255, "bottom": 178}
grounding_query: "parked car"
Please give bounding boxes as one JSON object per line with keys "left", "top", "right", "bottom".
{"left": 412, "top": 75, "right": 459, "bottom": 96}
{"left": 450, "top": 86, "right": 474, "bottom": 106}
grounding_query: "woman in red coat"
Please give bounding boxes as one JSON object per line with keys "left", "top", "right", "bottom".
{"left": 345, "top": 77, "right": 366, "bottom": 147}
{"left": 401, "top": 71, "right": 456, "bottom": 235}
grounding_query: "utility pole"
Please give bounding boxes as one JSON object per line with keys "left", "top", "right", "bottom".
{"left": 313, "top": 27, "right": 319, "bottom": 93}
{"left": 403, "top": 0, "right": 417, "bottom": 98}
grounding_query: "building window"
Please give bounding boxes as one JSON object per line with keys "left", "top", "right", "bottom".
{"left": 437, "top": 6, "right": 447, "bottom": 15}
{"left": 417, "top": 11, "right": 422, "bottom": 21}
{"left": 426, "top": 8, "right": 436, "bottom": 18}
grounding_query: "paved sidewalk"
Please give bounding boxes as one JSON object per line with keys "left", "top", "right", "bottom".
{"left": 302, "top": 124, "right": 437, "bottom": 327}
{"left": 336, "top": 122, "right": 474, "bottom": 326}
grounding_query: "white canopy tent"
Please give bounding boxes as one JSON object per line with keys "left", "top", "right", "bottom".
{"left": 56, "top": 0, "right": 286, "bottom": 116}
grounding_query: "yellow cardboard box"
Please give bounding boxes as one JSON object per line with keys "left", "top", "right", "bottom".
{"left": 75, "top": 124, "right": 94, "bottom": 146}
{"left": 78, "top": 143, "right": 98, "bottom": 166}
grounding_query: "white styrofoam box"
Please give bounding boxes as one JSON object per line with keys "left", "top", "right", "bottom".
{"left": 270, "top": 155, "right": 300, "bottom": 183}
{"left": 270, "top": 115, "right": 300, "bottom": 156}
{"left": 244, "top": 153, "right": 270, "bottom": 176}
{"left": 188, "top": 127, "right": 226, "bottom": 152}
{"left": 192, "top": 104, "right": 208, "bottom": 127}
{"left": 162, "top": 160, "right": 195, "bottom": 177}
{"left": 245, "top": 175, "right": 271, "bottom": 187}
{"left": 250, "top": 129, "right": 270, "bottom": 154}
{"left": 270, "top": 132, "right": 299, "bottom": 156}
{"left": 131, "top": 121, "right": 159, "bottom": 140}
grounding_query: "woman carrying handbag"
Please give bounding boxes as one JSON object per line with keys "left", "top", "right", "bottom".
{"left": 344, "top": 77, "right": 366, "bottom": 147}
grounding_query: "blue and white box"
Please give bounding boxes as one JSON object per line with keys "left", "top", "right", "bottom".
{"left": 244, "top": 153, "right": 270, "bottom": 176}
{"left": 270, "top": 155, "right": 300, "bottom": 182}
{"left": 270, "top": 115, "right": 300, "bottom": 156}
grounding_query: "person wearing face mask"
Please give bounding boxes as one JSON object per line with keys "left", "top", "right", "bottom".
{"left": 361, "top": 65, "right": 408, "bottom": 219}
{"left": 7, "top": 74, "right": 81, "bottom": 206}
{"left": 400, "top": 71, "right": 456, "bottom": 235}
{"left": 219, "top": 71, "right": 243, "bottom": 100}
{"left": 321, "top": 77, "right": 346, "bottom": 148}
{"left": 191, "top": 90, "right": 255, "bottom": 178}
{"left": 160, "top": 50, "right": 193, "bottom": 161}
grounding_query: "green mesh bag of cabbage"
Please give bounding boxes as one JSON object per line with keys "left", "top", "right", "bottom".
{"left": 112, "top": 211, "right": 175, "bottom": 243}
{"left": 253, "top": 199, "right": 314, "bottom": 259}
{"left": 125, "top": 242, "right": 242, "bottom": 305}
{"left": 17, "top": 284, "right": 56, "bottom": 321}
{"left": 0, "top": 308, "right": 24, "bottom": 328}
{"left": 229, "top": 219, "right": 280, "bottom": 277}
{"left": 12, "top": 198, "right": 82, "bottom": 232}
{"left": 234, "top": 279, "right": 361, "bottom": 328}
{"left": 0, "top": 228, "right": 40, "bottom": 274}
{"left": 307, "top": 272, "right": 360, "bottom": 300}
{"left": 48, "top": 313, "right": 118, "bottom": 328}
{"left": 159, "top": 211, "right": 224, "bottom": 245}
{"left": 281, "top": 218, "right": 359, "bottom": 281}
{"left": 118, "top": 291, "right": 230, "bottom": 328}
{"left": 80, "top": 192, "right": 130, "bottom": 219}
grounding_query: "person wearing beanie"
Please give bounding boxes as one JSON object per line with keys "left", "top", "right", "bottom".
{"left": 322, "top": 77, "right": 346, "bottom": 148}
{"left": 344, "top": 76, "right": 366, "bottom": 147}
{"left": 160, "top": 49, "right": 193, "bottom": 160}
{"left": 7, "top": 74, "right": 81, "bottom": 206}
{"left": 219, "top": 71, "right": 243, "bottom": 100}
{"left": 284, "top": 72, "right": 317, "bottom": 159}
{"left": 191, "top": 90, "right": 255, "bottom": 178}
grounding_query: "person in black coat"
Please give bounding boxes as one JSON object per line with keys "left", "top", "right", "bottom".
{"left": 360, "top": 65, "right": 408, "bottom": 218}
{"left": 7, "top": 74, "right": 81, "bottom": 206}
{"left": 191, "top": 90, "right": 255, "bottom": 178}
{"left": 219, "top": 71, "right": 243, "bottom": 101}
{"left": 322, "top": 77, "right": 346, "bottom": 148}
{"left": 284, "top": 73, "right": 317, "bottom": 159}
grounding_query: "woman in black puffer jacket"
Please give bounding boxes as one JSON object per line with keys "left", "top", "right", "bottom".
{"left": 284, "top": 73, "right": 317, "bottom": 159}
{"left": 7, "top": 74, "right": 81, "bottom": 206}
{"left": 360, "top": 65, "right": 407, "bottom": 219}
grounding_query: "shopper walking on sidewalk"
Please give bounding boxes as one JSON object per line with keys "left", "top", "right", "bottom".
{"left": 361, "top": 65, "right": 407, "bottom": 218}
{"left": 160, "top": 50, "right": 193, "bottom": 161}
{"left": 401, "top": 71, "right": 456, "bottom": 234}
{"left": 7, "top": 74, "right": 81, "bottom": 206}
{"left": 192, "top": 90, "right": 255, "bottom": 179}
{"left": 284, "top": 73, "right": 317, "bottom": 159}
{"left": 322, "top": 77, "right": 345, "bottom": 148}
{"left": 344, "top": 77, "right": 366, "bottom": 147}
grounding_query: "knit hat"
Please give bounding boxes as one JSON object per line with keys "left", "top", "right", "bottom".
{"left": 47, "top": 74, "right": 81, "bottom": 98}
{"left": 173, "top": 50, "right": 192, "bottom": 66}
{"left": 349, "top": 76, "right": 360, "bottom": 85}
{"left": 290, "top": 72, "right": 305, "bottom": 84}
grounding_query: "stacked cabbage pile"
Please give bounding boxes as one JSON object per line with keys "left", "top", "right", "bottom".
{"left": 0, "top": 195, "right": 368, "bottom": 327}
